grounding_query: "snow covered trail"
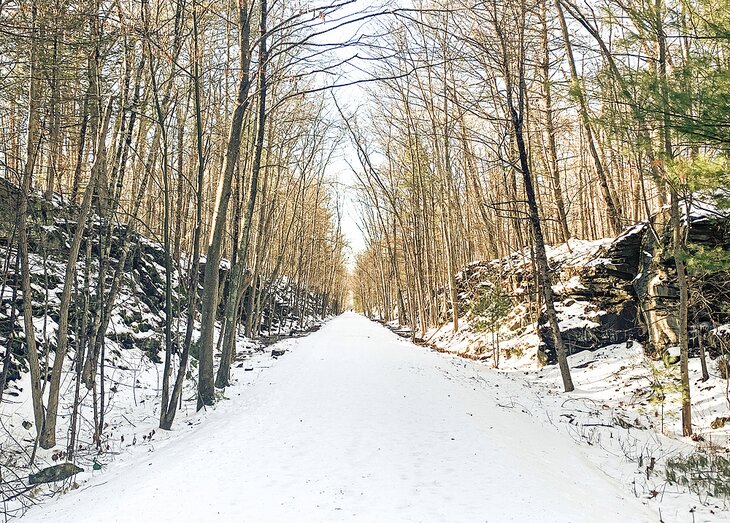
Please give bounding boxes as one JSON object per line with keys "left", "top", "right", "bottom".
{"left": 22, "top": 313, "right": 654, "bottom": 522}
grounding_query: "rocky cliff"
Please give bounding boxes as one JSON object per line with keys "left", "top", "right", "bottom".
{"left": 0, "top": 181, "right": 327, "bottom": 392}
{"left": 452, "top": 192, "right": 730, "bottom": 363}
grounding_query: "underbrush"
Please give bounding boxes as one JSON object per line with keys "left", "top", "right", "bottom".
{"left": 665, "top": 452, "right": 730, "bottom": 501}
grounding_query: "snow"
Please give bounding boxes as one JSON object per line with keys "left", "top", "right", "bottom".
{"left": 21, "top": 313, "right": 657, "bottom": 522}
{"left": 551, "top": 275, "right": 585, "bottom": 293}
{"left": 585, "top": 257, "right": 613, "bottom": 267}
{"left": 554, "top": 300, "right": 603, "bottom": 330}
{"left": 458, "top": 238, "right": 611, "bottom": 291}
{"left": 687, "top": 190, "right": 730, "bottom": 223}
{"left": 712, "top": 324, "right": 730, "bottom": 336}
{"left": 419, "top": 319, "right": 730, "bottom": 521}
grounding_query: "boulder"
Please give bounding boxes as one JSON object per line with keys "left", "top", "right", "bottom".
{"left": 539, "top": 228, "right": 645, "bottom": 361}
{"left": 633, "top": 208, "right": 680, "bottom": 357}
{"left": 539, "top": 193, "right": 729, "bottom": 361}
{"left": 633, "top": 195, "right": 730, "bottom": 357}
{"left": 28, "top": 463, "right": 83, "bottom": 484}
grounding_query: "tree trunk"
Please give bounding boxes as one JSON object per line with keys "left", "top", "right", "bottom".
{"left": 40, "top": 100, "right": 112, "bottom": 449}
{"left": 19, "top": 4, "right": 47, "bottom": 445}
{"left": 161, "top": 0, "right": 206, "bottom": 430}
{"left": 555, "top": 0, "right": 621, "bottom": 235}
{"left": 540, "top": 0, "right": 571, "bottom": 244}
{"left": 198, "top": 0, "right": 252, "bottom": 408}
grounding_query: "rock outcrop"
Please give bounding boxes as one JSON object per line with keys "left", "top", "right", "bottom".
{"left": 536, "top": 229, "right": 644, "bottom": 361}
{"left": 456, "top": 192, "right": 730, "bottom": 363}
{"left": 0, "top": 180, "right": 331, "bottom": 391}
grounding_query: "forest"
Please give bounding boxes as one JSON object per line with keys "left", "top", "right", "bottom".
{"left": 348, "top": 0, "right": 730, "bottom": 434}
{"left": 1, "top": 0, "right": 730, "bottom": 520}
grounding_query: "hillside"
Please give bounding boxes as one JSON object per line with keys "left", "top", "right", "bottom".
{"left": 0, "top": 181, "right": 331, "bottom": 517}
{"left": 378, "top": 193, "right": 730, "bottom": 515}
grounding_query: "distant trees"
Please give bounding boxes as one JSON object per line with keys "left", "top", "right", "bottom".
{"left": 2, "top": 0, "right": 728, "bottom": 451}
{"left": 350, "top": 0, "right": 730, "bottom": 411}
{"left": 1, "top": 0, "right": 350, "bottom": 451}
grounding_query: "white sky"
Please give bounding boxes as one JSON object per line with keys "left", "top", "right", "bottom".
{"left": 310, "top": 0, "right": 398, "bottom": 266}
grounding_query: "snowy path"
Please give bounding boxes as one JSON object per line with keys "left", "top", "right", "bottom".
{"left": 23, "top": 313, "right": 654, "bottom": 522}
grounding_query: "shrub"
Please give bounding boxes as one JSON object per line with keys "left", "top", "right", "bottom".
{"left": 469, "top": 284, "right": 511, "bottom": 368}
{"left": 717, "top": 355, "right": 730, "bottom": 380}
{"left": 665, "top": 452, "right": 730, "bottom": 500}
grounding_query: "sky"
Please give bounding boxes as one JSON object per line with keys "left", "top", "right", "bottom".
{"left": 309, "top": 0, "right": 399, "bottom": 267}
{"left": 330, "top": 145, "right": 367, "bottom": 261}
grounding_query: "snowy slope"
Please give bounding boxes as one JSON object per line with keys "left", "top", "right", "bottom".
{"left": 21, "top": 313, "right": 657, "bottom": 522}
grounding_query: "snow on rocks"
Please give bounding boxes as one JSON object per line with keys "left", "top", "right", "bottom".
{"left": 0, "top": 184, "right": 334, "bottom": 518}
{"left": 396, "top": 216, "right": 730, "bottom": 519}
